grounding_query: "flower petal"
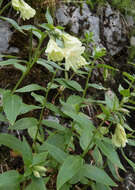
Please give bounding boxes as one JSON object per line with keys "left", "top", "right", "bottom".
{"left": 12, "top": 0, "right": 36, "bottom": 20}
{"left": 45, "top": 39, "right": 64, "bottom": 62}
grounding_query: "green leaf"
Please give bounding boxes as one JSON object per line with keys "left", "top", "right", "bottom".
{"left": 61, "top": 105, "right": 94, "bottom": 131}
{"left": 25, "top": 177, "right": 47, "bottom": 190}
{"left": 47, "top": 82, "right": 59, "bottom": 89}
{"left": 31, "top": 92, "right": 44, "bottom": 105}
{"left": 59, "top": 183, "right": 71, "bottom": 190}
{"left": 66, "top": 95, "right": 83, "bottom": 105}
{"left": 39, "top": 142, "right": 67, "bottom": 163}
{"left": 92, "top": 147, "right": 103, "bottom": 167}
{"left": 46, "top": 102, "right": 63, "bottom": 116}
{"left": 0, "top": 0, "right": 3, "bottom": 7}
{"left": 105, "top": 91, "right": 119, "bottom": 111}
{"left": 0, "top": 170, "right": 21, "bottom": 190}
{"left": 123, "top": 72, "right": 135, "bottom": 81}
{"left": 0, "top": 59, "right": 19, "bottom": 66}
{"left": 0, "top": 113, "right": 7, "bottom": 122}
{"left": 45, "top": 7, "right": 53, "bottom": 24}
{"left": 97, "top": 64, "right": 118, "bottom": 71}
{"left": 9, "top": 117, "right": 38, "bottom": 130}
{"left": 13, "top": 63, "right": 26, "bottom": 72}
{"left": 92, "top": 183, "right": 112, "bottom": 190}
{"left": 80, "top": 123, "right": 93, "bottom": 150}
{"left": 37, "top": 58, "right": 64, "bottom": 71}
{"left": 0, "top": 16, "right": 25, "bottom": 33}
{"left": 46, "top": 133, "right": 65, "bottom": 149}
{"left": 107, "top": 159, "right": 121, "bottom": 181}
{"left": 20, "top": 25, "right": 37, "bottom": 30}
{"left": 119, "top": 89, "right": 130, "bottom": 97}
{"left": 28, "top": 126, "right": 43, "bottom": 143}
{"left": 83, "top": 164, "right": 117, "bottom": 186}
{"left": 46, "top": 59, "right": 64, "bottom": 70}
{"left": 32, "top": 152, "right": 48, "bottom": 166}
{"left": 16, "top": 84, "right": 46, "bottom": 93}
{"left": 20, "top": 103, "right": 41, "bottom": 114}
{"left": 3, "top": 92, "right": 22, "bottom": 125}
{"left": 0, "top": 133, "right": 32, "bottom": 166}
{"left": 22, "top": 136, "right": 33, "bottom": 166}
{"left": 88, "top": 83, "right": 107, "bottom": 90}
{"left": 121, "top": 149, "right": 135, "bottom": 171}
{"left": 128, "top": 139, "right": 135, "bottom": 146}
{"left": 57, "top": 155, "right": 83, "bottom": 190}
{"left": 37, "top": 59, "right": 54, "bottom": 72}
{"left": 55, "top": 78, "right": 83, "bottom": 92}
{"left": 97, "top": 141, "right": 125, "bottom": 170}
{"left": 42, "top": 120, "right": 65, "bottom": 131}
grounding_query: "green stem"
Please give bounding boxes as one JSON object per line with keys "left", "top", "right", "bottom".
{"left": 12, "top": 34, "right": 45, "bottom": 94}
{"left": 0, "top": 1, "right": 11, "bottom": 15}
{"left": 81, "top": 120, "right": 105, "bottom": 158}
{"left": 82, "top": 62, "right": 94, "bottom": 98}
{"left": 12, "top": 66, "right": 30, "bottom": 94}
{"left": 33, "top": 69, "right": 58, "bottom": 147}
{"left": 53, "top": 71, "right": 76, "bottom": 103}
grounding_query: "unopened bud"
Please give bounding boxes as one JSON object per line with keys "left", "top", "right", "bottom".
{"left": 33, "top": 170, "right": 40, "bottom": 178}
{"left": 33, "top": 166, "right": 47, "bottom": 172}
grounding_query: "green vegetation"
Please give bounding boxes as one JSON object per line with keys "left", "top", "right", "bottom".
{"left": 0, "top": 0, "right": 135, "bottom": 190}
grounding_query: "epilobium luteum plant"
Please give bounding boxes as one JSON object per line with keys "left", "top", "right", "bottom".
{"left": 0, "top": 3, "right": 135, "bottom": 190}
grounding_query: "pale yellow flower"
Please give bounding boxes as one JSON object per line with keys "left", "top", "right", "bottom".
{"left": 12, "top": 0, "right": 36, "bottom": 20}
{"left": 112, "top": 124, "right": 128, "bottom": 147}
{"left": 62, "top": 33, "right": 82, "bottom": 48}
{"left": 45, "top": 39, "right": 64, "bottom": 62}
{"left": 64, "top": 46, "right": 87, "bottom": 71}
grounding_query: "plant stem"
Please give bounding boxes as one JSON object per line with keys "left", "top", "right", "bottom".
{"left": 12, "top": 66, "right": 30, "bottom": 94}
{"left": 12, "top": 34, "right": 45, "bottom": 94}
{"left": 33, "top": 68, "right": 58, "bottom": 147}
{"left": 82, "top": 62, "right": 94, "bottom": 98}
{"left": 0, "top": 1, "right": 11, "bottom": 15}
{"left": 81, "top": 120, "right": 105, "bottom": 158}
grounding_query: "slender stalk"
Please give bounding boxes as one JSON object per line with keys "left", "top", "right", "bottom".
{"left": 12, "top": 34, "right": 45, "bottom": 94}
{"left": 0, "top": 1, "right": 11, "bottom": 15}
{"left": 82, "top": 62, "right": 94, "bottom": 98}
{"left": 33, "top": 68, "right": 58, "bottom": 147}
{"left": 12, "top": 66, "right": 30, "bottom": 94}
{"left": 81, "top": 120, "right": 105, "bottom": 158}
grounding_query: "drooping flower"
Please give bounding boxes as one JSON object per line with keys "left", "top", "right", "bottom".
{"left": 45, "top": 39, "right": 64, "bottom": 62}
{"left": 61, "top": 33, "right": 88, "bottom": 70}
{"left": 112, "top": 124, "right": 128, "bottom": 148}
{"left": 64, "top": 47, "right": 87, "bottom": 71}
{"left": 12, "top": 0, "right": 36, "bottom": 20}
{"left": 62, "top": 33, "right": 82, "bottom": 48}
{"left": 45, "top": 32, "right": 88, "bottom": 70}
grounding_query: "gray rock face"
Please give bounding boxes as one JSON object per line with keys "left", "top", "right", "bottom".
{"left": 0, "top": 20, "right": 19, "bottom": 60}
{"left": 56, "top": 3, "right": 127, "bottom": 55}
{"left": 0, "top": 20, "right": 12, "bottom": 54}
{"left": 101, "top": 4, "right": 127, "bottom": 55}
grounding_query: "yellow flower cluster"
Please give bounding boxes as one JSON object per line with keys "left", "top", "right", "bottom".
{"left": 112, "top": 124, "right": 128, "bottom": 148}
{"left": 12, "top": 0, "right": 36, "bottom": 20}
{"left": 45, "top": 32, "right": 88, "bottom": 71}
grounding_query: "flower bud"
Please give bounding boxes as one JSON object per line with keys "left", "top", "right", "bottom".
{"left": 33, "top": 166, "right": 47, "bottom": 173}
{"left": 33, "top": 170, "right": 41, "bottom": 178}
{"left": 112, "top": 124, "right": 128, "bottom": 147}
